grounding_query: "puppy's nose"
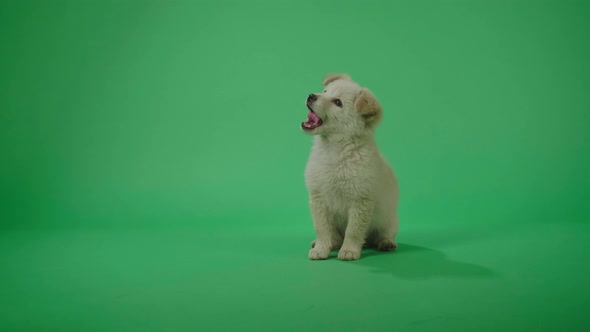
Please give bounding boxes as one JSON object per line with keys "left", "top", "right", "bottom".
{"left": 307, "top": 93, "right": 317, "bottom": 102}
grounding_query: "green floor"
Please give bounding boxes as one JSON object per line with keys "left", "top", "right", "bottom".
{"left": 1, "top": 221, "right": 589, "bottom": 331}
{"left": 2, "top": 0, "right": 590, "bottom": 331}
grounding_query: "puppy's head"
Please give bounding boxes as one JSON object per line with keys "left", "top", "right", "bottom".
{"left": 301, "top": 73, "right": 383, "bottom": 136}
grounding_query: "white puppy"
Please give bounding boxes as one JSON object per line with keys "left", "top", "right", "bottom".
{"left": 301, "top": 74, "right": 399, "bottom": 261}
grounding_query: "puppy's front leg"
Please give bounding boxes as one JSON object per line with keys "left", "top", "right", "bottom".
{"left": 339, "top": 201, "right": 374, "bottom": 261}
{"left": 308, "top": 198, "right": 337, "bottom": 260}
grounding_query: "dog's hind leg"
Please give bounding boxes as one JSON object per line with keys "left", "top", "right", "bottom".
{"left": 375, "top": 212, "right": 399, "bottom": 251}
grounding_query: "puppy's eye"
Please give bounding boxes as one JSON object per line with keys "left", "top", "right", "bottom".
{"left": 333, "top": 99, "right": 342, "bottom": 107}
{"left": 323, "top": 90, "right": 327, "bottom": 93}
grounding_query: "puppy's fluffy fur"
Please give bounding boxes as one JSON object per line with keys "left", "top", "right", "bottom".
{"left": 301, "top": 74, "right": 399, "bottom": 261}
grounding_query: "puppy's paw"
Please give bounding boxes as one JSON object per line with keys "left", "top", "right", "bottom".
{"left": 377, "top": 239, "right": 398, "bottom": 252}
{"left": 338, "top": 247, "right": 361, "bottom": 261}
{"left": 309, "top": 247, "right": 330, "bottom": 260}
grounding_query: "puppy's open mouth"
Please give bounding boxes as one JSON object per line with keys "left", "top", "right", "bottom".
{"left": 302, "top": 104, "right": 323, "bottom": 131}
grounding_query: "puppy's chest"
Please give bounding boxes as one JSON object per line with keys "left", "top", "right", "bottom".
{"left": 306, "top": 155, "right": 372, "bottom": 198}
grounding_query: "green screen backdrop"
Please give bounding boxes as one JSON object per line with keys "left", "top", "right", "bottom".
{"left": 1, "top": 0, "right": 589, "bottom": 331}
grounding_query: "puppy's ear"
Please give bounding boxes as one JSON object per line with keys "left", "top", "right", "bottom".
{"left": 322, "top": 73, "right": 351, "bottom": 86}
{"left": 354, "top": 88, "right": 383, "bottom": 127}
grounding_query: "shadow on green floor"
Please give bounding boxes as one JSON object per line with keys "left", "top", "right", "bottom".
{"left": 354, "top": 243, "right": 497, "bottom": 279}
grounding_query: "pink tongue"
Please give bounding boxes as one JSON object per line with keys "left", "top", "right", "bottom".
{"left": 307, "top": 112, "right": 320, "bottom": 125}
